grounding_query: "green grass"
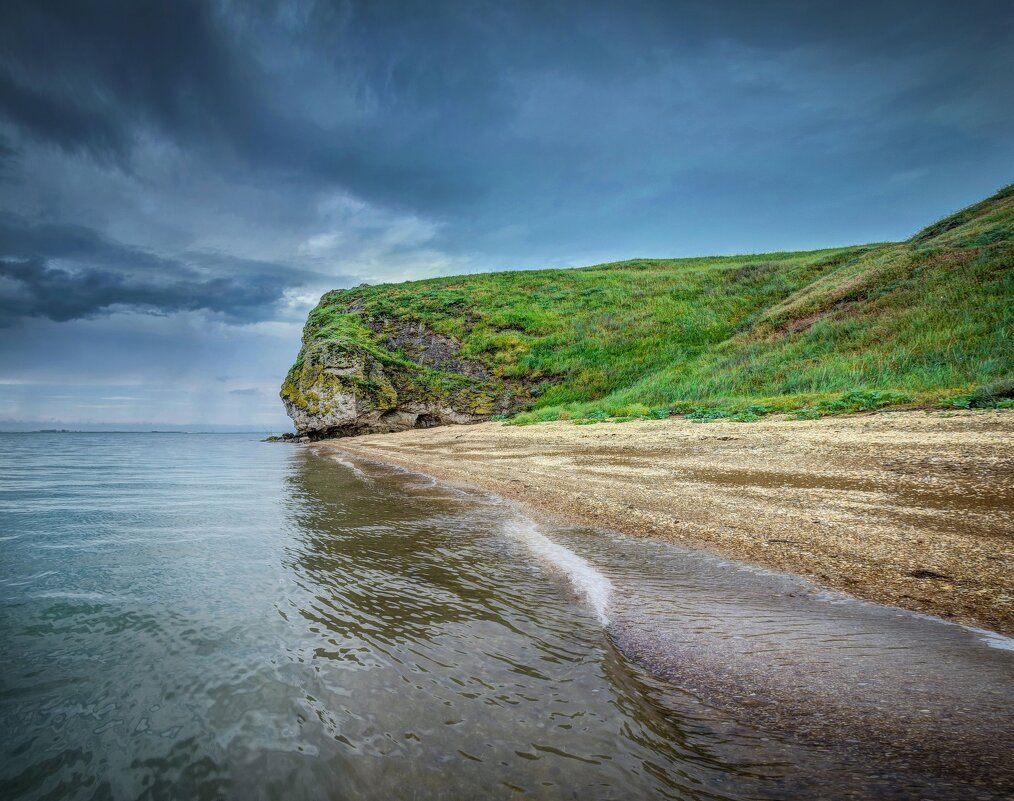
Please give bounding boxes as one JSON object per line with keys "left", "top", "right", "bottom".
{"left": 293, "top": 184, "right": 1014, "bottom": 424}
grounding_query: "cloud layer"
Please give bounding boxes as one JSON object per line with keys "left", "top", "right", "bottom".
{"left": 0, "top": 214, "right": 329, "bottom": 323}
{"left": 1, "top": 0, "right": 1012, "bottom": 425}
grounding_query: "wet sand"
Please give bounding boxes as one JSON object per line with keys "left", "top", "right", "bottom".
{"left": 318, "top": 409, "right": 1014, "bottom": 636}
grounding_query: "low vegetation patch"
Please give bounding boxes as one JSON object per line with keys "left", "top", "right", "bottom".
{"left": 941, "top": 379, "right": 1014, "bottom": 410}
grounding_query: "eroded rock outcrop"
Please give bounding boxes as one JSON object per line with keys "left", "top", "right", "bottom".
{"left": 281, "top": 290, "right": 528, "bottom": 438}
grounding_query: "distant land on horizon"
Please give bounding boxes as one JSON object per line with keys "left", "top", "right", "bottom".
{"left": 0, "top": 421, "right": 292, "bottom": 434}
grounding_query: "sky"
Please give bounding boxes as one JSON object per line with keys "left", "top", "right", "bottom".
{"left": 1, "top": 0, "right": 1012, "bottom": 430}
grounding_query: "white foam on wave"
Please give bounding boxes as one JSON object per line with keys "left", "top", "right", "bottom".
{"left": 964, "top": 625, "right": 1014, "bottom": 652}
{"left": 501, "top": 517, "right": 613, "bottom": 626}
{"left": 328, "top": 455, "right": 369, "bottom": 481}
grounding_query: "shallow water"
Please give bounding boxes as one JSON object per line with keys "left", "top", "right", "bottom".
{"left": 1, "top": 434, "right": 1011, "bottom": 800}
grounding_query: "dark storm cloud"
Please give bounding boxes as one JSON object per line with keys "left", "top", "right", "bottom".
{"left": 0, "top": 214, "right": 324, "bottom": 324}
{"left": 5, "top": 0, "right": 1009, "bottom": 220}
{"left": 0, "top": 0, "right": 467, "bottom": 207}
{"left": 0, "top": 0, "right": 249, "bottom": 163}
{"left": 0, "top": 70, "right": 130, "bottom": 161}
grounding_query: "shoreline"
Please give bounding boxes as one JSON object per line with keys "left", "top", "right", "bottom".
{"left": 316, "top": 409, "right": 1014, "bottom": 636}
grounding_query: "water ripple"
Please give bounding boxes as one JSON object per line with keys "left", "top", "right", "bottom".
{"left": 2, "top": 433, "right": 1011, "bottom": 801}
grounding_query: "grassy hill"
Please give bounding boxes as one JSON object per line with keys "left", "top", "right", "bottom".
{"left": 285, "top": 185, "right": 1013, "bottom": 427}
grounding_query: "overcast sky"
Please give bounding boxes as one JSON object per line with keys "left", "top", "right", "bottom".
{"left": 1, "top": 0, "right": 1012, "bottom": 429}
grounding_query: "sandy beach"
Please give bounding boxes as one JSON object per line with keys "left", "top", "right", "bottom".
{"left": 318, "top": 409, "right": 1014, "bottom": 636}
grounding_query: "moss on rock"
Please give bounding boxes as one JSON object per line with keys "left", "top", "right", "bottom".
{"left": 281, "top": 293, "right": 529, "bottom": 437}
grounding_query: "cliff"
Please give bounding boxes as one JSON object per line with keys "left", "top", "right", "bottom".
{"left": 282, "top": 185, "right": 1013, "bottom": 437}
{"left": 281, "top": 291, "right": 532, "bottom": 438}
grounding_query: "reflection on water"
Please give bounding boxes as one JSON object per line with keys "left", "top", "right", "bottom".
{"left": 0, "top": 434, "right": 766, "bottom": 800}
{"left": 279, "top": 450, "right": 778, "bottom": 799}
{"left": 1, "top": 434, "right": 1011, "bottom": 800}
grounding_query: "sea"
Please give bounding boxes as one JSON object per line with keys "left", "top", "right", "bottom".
{"left": 1, "top": 433, "right": 1011, "bottom": 800}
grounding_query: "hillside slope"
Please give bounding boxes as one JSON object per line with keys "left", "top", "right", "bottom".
{"left": 282, "top": 185, "right": 1013, "bottom": 436}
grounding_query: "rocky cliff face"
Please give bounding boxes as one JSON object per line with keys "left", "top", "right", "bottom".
{"left": 281, "top": 290, "right": 529, "bottom": 438}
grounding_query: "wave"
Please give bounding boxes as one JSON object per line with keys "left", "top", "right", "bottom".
{"left": 501, "top": 517, "right": 613, "bottom": 626}
{"left": 326, "top": 454, "right": 369, "bottom": 480}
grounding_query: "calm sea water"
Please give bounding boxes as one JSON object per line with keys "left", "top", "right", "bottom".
{"left": 1, "top": 434, "right": 1011, "bottom": 801}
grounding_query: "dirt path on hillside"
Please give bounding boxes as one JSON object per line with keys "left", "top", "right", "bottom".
{"left": 317, "top": 410, "right": 1014, "bottom": 636}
